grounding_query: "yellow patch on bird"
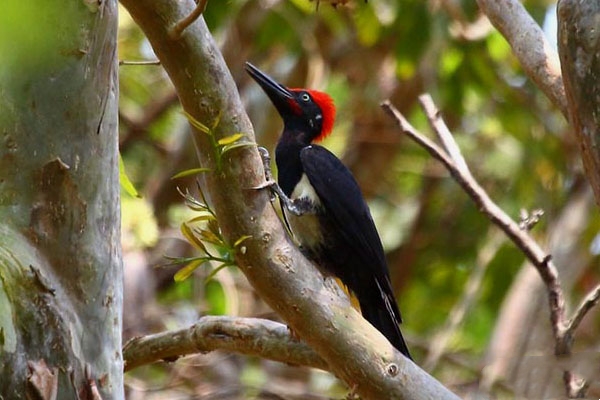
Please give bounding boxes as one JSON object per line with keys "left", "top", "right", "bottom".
{"left": 333, "top": 277, "right": 361, "bottom": 312}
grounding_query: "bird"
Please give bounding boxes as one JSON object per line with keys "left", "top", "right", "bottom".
{"left": 245, "top": 62, "right": 411, "bottom": 360}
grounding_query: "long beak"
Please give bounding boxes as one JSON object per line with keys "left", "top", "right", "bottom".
{"left": 245, "top": 62, "right": 295, "bottom": 115}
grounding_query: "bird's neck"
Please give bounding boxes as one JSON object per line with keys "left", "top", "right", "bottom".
{"left": 275, "top": 128, "right": 312, "bottom": 196}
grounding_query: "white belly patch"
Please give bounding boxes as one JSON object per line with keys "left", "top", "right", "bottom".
{"left": 291, "top": 174, "right": 321, "bottom": 206}
{"left": 286, "top": 173, "right": 323, "bottom": 248}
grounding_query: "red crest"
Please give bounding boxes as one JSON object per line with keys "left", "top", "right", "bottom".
{"left": 307, "top": 90, "right": 336, "bottom": 142}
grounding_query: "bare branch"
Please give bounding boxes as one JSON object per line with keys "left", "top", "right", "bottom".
{"left": 564, "top": 284, "right": 600, "bottom": 341}
{"left": 418, "top": 94, "right": 469, "bottom": 173}
{"left": 476, "top": 0, "right": 568, "bottom": 117}
{"left": 381, "top": 99, "right": 566, "bottom": 351}
{"left": 563, "top": 370, "right": 589, "bottom": 398}
{"left": 119, "top": 60, "right": 161, "bottom": 66}
{"left": 123, "top": 316, "right": 328, "bottom": 372}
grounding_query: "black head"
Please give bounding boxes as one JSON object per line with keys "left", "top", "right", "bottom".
{"left": 245, "top": 62, "right": 335, "bottom": 144}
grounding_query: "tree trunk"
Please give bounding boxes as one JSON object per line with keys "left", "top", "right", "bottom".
{"left": 0, "top": 1, "right": 122, "bottom": 399}
{"left": 558, "top": 0, "right": 600, "bottom": 207}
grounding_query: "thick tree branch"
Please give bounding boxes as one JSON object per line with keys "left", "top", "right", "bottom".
{"left": 557, "top": 0, "right": 600, "bottom": 207}
{"left": 476, "top": 0, "right": 568, "bottom": 117}
{"left": 119, "top": 1, "right": 460, "bottom": 398}
{"left": 123, "top": 316, "right": 328, "bottom": 372}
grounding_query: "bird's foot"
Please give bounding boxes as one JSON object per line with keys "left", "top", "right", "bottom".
{"left": 258, "top": 146, "right": 274, "bottom": 182}
{"left": 250, "top": 146, "right": 307, "bottom": 216}
{"left": 248, "top": 146, "right": 277, "bottom": 201}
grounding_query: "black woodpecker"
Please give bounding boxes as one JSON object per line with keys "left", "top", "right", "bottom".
{"left": 245, "top": 62, "right": 411, "bottom": 360}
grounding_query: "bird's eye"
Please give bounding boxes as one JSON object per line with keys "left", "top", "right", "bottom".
{"left": 301, "top": 93, "right": 311, "bottom": 102}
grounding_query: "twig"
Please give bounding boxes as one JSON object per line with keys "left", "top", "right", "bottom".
{"left": 381, "top": 98, "right": 567, "bottom": 350}
{"left": 119, "top": 60, "right": 161, "bottom": 66}
{"left": 418, "top": 95, "right": 469, "bottom": 173}
{"left": 169, "top": 0, "right": 208, "bottom": 40}
{"left": 563, "top": 284, "right": 600, "bottom": 343}
{"left": 123, "top": 316, "right": 328, "bottom": 372}
{"left": 563, "top": 370, "right": 589, "bottom": 398}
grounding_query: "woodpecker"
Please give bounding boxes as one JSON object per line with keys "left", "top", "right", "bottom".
{"left": 245, "top": 62, "right": 411, "bottom": 359}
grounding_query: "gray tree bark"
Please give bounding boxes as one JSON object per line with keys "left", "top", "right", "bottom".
{"left": 0, "top": 1, "right": 122, "bottom": 399}
{"left": 558, "top": 0, "right": 600, "bottom": 207}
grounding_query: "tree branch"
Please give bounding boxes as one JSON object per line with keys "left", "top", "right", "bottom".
{"left": 123, "top": 316, "right": 328, "bottom": 372}
{"left": 564, "top": 284, "right": 600, "bottom": 343}
{"left": 476, "top": 0, "right": 568, "bottom": 117}
{"left": 118, "top": 1, "right": 460, "bottom": 398}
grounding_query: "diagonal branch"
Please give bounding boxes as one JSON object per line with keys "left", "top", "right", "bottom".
{"left": 123, "top": 316, "right": 328, "bottom": 372}
{"left": 563, "top": 284, "right": 600, "bottom": 343}
{"left": 382, "top": 96, "right": 568, "bottom": 349}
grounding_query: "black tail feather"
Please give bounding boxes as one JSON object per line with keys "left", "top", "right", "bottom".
{"left": 360, "top": 298, "right": 412, "bottom": 360}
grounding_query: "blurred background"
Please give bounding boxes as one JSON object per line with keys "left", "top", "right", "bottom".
{"left": 119, "top": 1, "right": 599, "bottom": 398}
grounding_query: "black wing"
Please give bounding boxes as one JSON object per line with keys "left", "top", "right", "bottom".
{"left": 300, "top": 145, "right": 411, "bottom": 358}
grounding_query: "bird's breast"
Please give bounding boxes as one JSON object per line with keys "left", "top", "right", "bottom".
{"left": 286, "top": 173, "right": 324, "bottom": 250}
{"left": 290, "top": 173, "right": 321, "bottom": 206}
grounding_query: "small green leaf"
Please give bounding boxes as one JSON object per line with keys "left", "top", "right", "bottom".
{"left": 171, "top": 168, "right": 211, "bottom": 180}
{"left": 217, "top": 133, "right": 245, "bottom": 146}
{"left": 174, "top": 259, "right": 204, "bottom": 282}
{"left": 199, "top": 228, "right": 222, "bottom": 245}
{"left": 220, "top": 141, "right": 256, "bottom": 156}
{"left": 181, "top": 222, "right": 207, "bottom": 253}
{"left": 182, "top": 110, "right": 210, "bottom": 134}
{"left": 233, "top": 235, "right": 252, "bottom": 247}
{"left": 119, "top": 154, "right": 141, "bottom": 198}
{"left": 187, "top": 214, "right": 216, "bottom": 223}
{"left": 211, "top": 110, "right": 222, "bottom": 131}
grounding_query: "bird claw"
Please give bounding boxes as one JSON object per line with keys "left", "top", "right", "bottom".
{"left": 249, "top": 179, "right": 278, "bottom": 202}
{"left": 250, "top": 179, "right": 276, "bottom": 190}
{"left": 251, "top": 146, "right": 306, "bottom": 215}
{"left": 257, "top": 146, "right": 275, "bottom": 183}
